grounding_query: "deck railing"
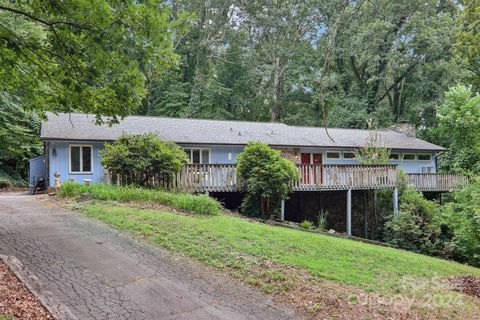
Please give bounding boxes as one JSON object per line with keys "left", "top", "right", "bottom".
{"left": 294, "top": 164, "right": 398, "bottom": 190}
{"left": 406, "top": 173, "right": 467, "bottom": 192}
{"left": 175, "top": 164, "right": 237, "bottom": 192}
{"left": 173, "top": 164, "right": 398, "bottom": 192}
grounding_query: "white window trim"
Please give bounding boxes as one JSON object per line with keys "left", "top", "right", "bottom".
{"left": 417, "top": 153, "right": 432, "bottom": 161}
{"left": 342, "top": 151, "right": 356, "bottom": 160}
{"left": 326, "top": 151, "right": 341, "bottom": 159}
{"left": 402, "top": 153, "right": 416, "bottom": 161}
{"left": 69, "top": 144, "right": 93, "bottom": 174}
{"left": 389, "top": 153, "right": 400, "bottom": 160}
{"left": 184, "top": 148, "right": 211, "bottom": 164}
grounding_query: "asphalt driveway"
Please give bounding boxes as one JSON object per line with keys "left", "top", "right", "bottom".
{"left": 0, "top": 193, "right": 296, "bottom": 320}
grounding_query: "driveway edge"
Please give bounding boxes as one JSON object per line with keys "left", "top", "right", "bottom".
{"left": 1, "top": 254, "right": 76, "bottom": 320}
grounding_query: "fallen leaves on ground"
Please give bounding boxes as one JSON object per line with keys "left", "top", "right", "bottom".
{"left": 451, "top": 275, "right": 480, "bottom": 299}
{"left": 0, "top": 260, "right": 53, "bottom": 320}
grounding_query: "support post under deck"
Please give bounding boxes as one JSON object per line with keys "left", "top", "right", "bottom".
{"left": 280, "top": 200, "right": 285, "bottom": 221}
{"left": 393, "top": 187, "right": 399, "bottom": 215}
{"left": 346, "top": 189, "right": 352, "bottom": 236}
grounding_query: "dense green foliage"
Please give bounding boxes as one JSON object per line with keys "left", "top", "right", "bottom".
{"left": 384, "top": 182, "right": 480, "bottom": 267}
{"left": 100, "top": 133, "right": 188, "bottom": 187}
{"left": 135, "top": 0, "right": 471, "bottom": 132}
{"left": 436, "top": 84, "right": 480, "bottom": 175}
{"left": 438, "top": 179, "right": 480, "bottom": 266}
{"left": 0, "top": 0, "right": 179, "bottom": 122}
{"left": 237, "top": 142, "right": 298, "bottom": 218}
{"left": 59, "top": 181, "right": 222, "bottom": 215}
{"left": 81, "top": 202, "right": 480, "bottom": 297}
{"left": 0, "top": 93, "right": 42, "bottom": 185}
{"left": 384, "top": 187, "right": 444, "bottom": 255}
{"left": 455, "top": 0, "right": 480, "bottom": 89}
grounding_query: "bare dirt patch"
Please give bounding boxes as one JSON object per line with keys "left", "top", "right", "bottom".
{"left": 246, "top": 260, "right": 477, "bottom": 320}
{"left": 0, "top": 260, "right": 53, "bottom": 320}
{"left": 451, "top": 275, "right": 480, "bottom": 299}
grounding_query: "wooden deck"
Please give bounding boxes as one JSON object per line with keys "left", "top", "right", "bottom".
{"left": 406, "top": 173, "right": 467, "bottom": 192}
{"left": 174, "top": 164, "right": 398, "bottom": 192}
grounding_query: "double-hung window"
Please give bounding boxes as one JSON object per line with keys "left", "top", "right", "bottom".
{"left": 184, "top": 148, "right": 210, "bottom": 164}
{"left": 70, "top": 145, "right": 93, "bottom": 173}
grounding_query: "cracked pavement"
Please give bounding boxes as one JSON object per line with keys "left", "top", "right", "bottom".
{"left": 0, "top": 193, "right": 297, "bottom": 320}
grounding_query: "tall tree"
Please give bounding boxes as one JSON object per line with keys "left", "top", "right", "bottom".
{"left": 455, "top": 0, "right": 480, "bottom": 89}
{"left": 238, "top": 0, "right": 326, "bottom": 122}
{"left": 323, "top": 0, "right": 460, "bottom": 128}
{"left": 436, "top": 84, "right": 480, "bottom": 175}
{"left": 0, "top": 0, "right": 177, "bottom": 123}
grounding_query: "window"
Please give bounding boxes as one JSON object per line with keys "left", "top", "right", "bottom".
{"left": 403, "top": 153, "right": 415, "bottom": 160}
{"left": 389, "top": 153, "right": 399, "bottom": 160}
{"left": 326, "top": 151, "right": 341, "bottom": 159}
{"left": 343, "top": 151, "right": 356, "bottom": 159}
{"left": 184, "top": 148, "right": 210, "bottom": 164}
{"left": 417, "top": 154, "right": 432, "bottom": 161}
{"left": 70, "top": 145, "right": 92, "bottom": 173}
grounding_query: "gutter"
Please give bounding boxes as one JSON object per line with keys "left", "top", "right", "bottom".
{"left": 40, "top": 138, "right": 447, "bottom": 152}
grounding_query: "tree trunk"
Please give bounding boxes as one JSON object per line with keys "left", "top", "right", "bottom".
{"left": 270, "top": 57, "right": 281, "bottom": 122}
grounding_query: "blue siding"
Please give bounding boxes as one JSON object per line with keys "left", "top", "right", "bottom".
{"left": 48, "top": 141, "right": 106, "bottom": 187}
{"left": 319, "top": 149, "right": 436, "bottom": 173}
{"left": 45, "top": 141, "right": 438, "bottom": 186}
{"left": 179, "top": 144, "right": 244, "bottom": 164}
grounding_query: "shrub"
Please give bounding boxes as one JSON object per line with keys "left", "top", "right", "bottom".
{"left": 100, "top": 133, "right": 188, "bottom": 188}
{"left": 236, "top": 142, "right": 298, "bottom": 218}
{"left": 436, "top": 179, "right": 480, "bottom": 266}
{"left": 58, "top": 182, "right": 222, "bottom": 215}
{"left": 383, "top": 187, "right": 444, "bottom": 255}
{"left": 299, "top": 220, "right": 313, "bottom": 229}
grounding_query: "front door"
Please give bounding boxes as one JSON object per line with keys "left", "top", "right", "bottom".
{"left": 301, "top": 153, "right": 322, "bottom": 184}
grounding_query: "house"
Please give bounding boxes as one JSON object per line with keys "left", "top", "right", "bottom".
{"left": 31, "top": 112, "right": 466, "bottom": 237}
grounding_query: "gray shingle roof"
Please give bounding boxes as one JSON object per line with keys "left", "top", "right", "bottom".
{"left": 41, "top": 112, "right": 446, "bottom": 151}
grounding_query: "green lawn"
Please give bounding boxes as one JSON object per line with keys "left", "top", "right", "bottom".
{"left": 81, "top": 202, "right": 480, "bottom": 295}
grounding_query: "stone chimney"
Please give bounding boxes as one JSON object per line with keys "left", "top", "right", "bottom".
{"left": 389, "top": 121, "right": 416, "bottom": 137}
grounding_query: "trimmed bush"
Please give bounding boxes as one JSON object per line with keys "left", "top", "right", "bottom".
{"left": 58, "top": 182, "right": 222, "bottom": 215}
{"left": 100, "top": 133, "right": 188, "bottom": 188}
{"left": 237, "top": 142, "right": 298, "bottom": 218}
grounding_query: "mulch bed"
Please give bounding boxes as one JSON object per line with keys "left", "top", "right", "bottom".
{"left": 0, "top": 260, "right": 53, "bottom": 319}
{"left": 450, "top": 275, "right": 480, "bottom": 299}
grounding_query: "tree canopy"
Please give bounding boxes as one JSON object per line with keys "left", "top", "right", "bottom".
{"left": 0, "top": 0, "right": 179, "bottom": 123}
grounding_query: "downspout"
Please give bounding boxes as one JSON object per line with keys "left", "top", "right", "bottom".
{"left": 44, "top": 141, "right": 49, "bottom": 186}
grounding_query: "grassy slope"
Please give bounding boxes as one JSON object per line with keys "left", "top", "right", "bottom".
{"left": 81, "top": 202, "right": 480, "bottom": 295}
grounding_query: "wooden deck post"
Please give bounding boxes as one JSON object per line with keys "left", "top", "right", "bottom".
{"left": 347, "top": 189, "right": 352, "bottom": 236}
{"left": 393, "top": 187, "right": 399, "bottom": 215}
{"left": 280, "top": 200, "right": 285, "bottom": 221}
